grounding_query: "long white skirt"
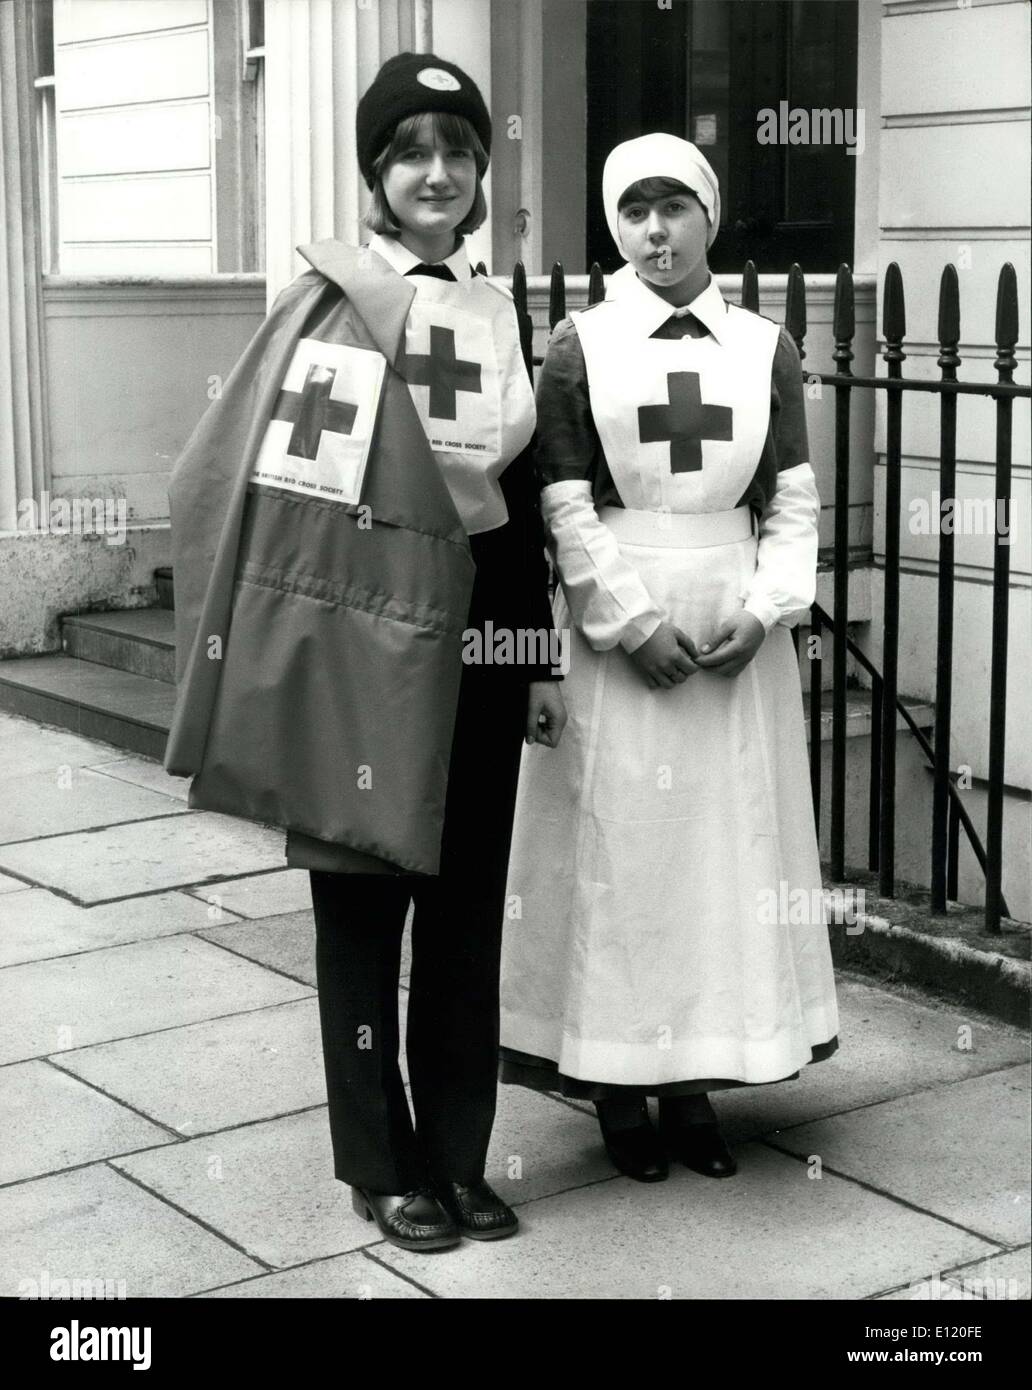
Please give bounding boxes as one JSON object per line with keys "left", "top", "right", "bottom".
{"left": 500, "top": 507, "right": 840, "bottom": 1087}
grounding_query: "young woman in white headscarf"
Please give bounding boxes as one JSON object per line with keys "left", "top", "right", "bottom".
{"left": 498, "top": 134, "right": 839, "bottom": 1183}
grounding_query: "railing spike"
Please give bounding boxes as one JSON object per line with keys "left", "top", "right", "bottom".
{"left": 832, "top": 264, "right": 855, "bottom": 346}
{"left": 588, "top": 261, "right": 606, "bottom": 305}
{"left": 741, "top": 260, "right": 759, "bottom": 313}
{"left": 785, "top": 262, "right": 807, "bottom": 360}
{"left": 548, "top": 261, "right": 566, "bottom": 330}
{"left": 995, "top": 261, "right": 1018, "bottom": 359}
{"left": 882, "top": 261, "right": 906, "bottom": 347}
{"left": 511, "top": 260, "right": 527, "bottom": 313}
{"left": 937, "top": 262, "right": 960, "bottom": 355}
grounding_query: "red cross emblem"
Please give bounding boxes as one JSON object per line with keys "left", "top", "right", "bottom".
{"left": 273, "top": 363, "right": 358, "bottom": 461}
{"left": 638, "top": 371, "right": 733, "bottom": 473}
{"left": 405, "top": 325, "right": 482, "bottom": 421}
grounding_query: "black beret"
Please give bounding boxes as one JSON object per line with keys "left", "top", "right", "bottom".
{"left": 356, "top": 52, "right": 492, "bottom": 189}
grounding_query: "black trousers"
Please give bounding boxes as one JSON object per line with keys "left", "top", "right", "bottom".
{"left": 309, "top": 666, "right": 527, "bottom": 1193}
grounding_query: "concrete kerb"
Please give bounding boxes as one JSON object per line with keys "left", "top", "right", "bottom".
{"left": 827, "top": 894, "right": 1031, "bottom": 1029}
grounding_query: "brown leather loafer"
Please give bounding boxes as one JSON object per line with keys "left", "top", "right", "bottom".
{"left": 438, "top": 1180, "right": 519, "bottom": 1240}
{"left": 351, "top": 1186, "right": 461, "bottom": 1251}
{"left": 661, "top": 1121, "right": 738, "bottom": 1179}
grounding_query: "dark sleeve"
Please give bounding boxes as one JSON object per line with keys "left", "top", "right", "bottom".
{"left": 735, "top": 325, "right": 811, "bottom": 511}
{"left": 533, "top": 317, "right": 622, "bottom": 506}
{"left": 493, "top": 433, "right": 563, "bottom": 682}
{"left": 770, "top": 327, "right": 810, "bottom": 472}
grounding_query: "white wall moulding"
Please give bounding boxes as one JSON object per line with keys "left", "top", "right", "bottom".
{"left": 882, "top": 1, "right": 1031, "bottom": 116}
{"left": 52, "top": 0, "right": 208, "bottom": 46}
{"left": 0, "top": 0, "right": 51, "bottom": 533}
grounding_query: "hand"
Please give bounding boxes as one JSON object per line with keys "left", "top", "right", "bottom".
{"left": 526, "top": 681, "right": 567, "bottom": 748}
{"left": 628, "top": 621, "right": 699, "bottom": 689}
{"left": 692, "top": 610, "right": 766, "bottom": 677}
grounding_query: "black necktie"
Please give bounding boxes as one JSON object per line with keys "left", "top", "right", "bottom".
{"left": 406, "top": 263, "right": 457, "bottom": 281}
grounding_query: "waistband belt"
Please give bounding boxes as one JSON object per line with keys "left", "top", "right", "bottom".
{"left": 598, "top": 504, "right": 754, "bottom": 549}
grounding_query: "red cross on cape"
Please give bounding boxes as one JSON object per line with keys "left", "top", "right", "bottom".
{"left": 273, "top": 363, "right": 358, "bottom": 461}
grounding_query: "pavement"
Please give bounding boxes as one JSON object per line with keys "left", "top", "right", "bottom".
{"left": 0, "top": 706, "right": 1029, "bottom": 1302}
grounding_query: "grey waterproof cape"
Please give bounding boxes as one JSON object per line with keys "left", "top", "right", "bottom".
{"left": 162, "top": 241, "right": 475, "bottom": 874}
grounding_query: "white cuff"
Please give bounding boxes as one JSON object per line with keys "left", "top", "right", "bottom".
{"left": 541, "top": 480, "right": 665, "bottom": 651}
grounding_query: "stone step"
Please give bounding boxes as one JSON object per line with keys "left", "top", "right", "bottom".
{"left": 61, "top": 608, "right": 175, "bottom": 685}
{"left": 0, "top": 653, "right": 174, "bottom": 760}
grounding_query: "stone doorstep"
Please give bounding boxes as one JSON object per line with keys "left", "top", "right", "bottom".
{"left": 826, "top": 885, "right": 1031, "bottom": 1029}
{"left": 61, "top": 609, "right": 175, "bottom": 684}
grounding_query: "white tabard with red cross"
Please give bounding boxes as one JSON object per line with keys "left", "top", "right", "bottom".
{"left": 249, "top": 338, "right": 386, "bottom": 504}
{"left": 400, "top": 277, "right": 536, "bottom": 536}
{"left": 571, "top": 278, "right": 779, "bottom": 515}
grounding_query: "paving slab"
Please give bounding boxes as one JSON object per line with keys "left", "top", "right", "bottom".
{"left": 0, "top": 935, "right": 312, "bottom": 1064}
{"left": 185, "top": 868, "right": 309, "bottom": 919}
{"left": 0, "top": 711, "right": 122, "bottom": 778}
{"left": 0, "top": 767, "right": 185, "bottom": 846}
{"left": 875, "top": 1281, "right": 983, "bottom": 1300}
{"left": 942, "top": 1248, "right": 1031, "bottom": 1300}
{"left": 0, "top": 1163, "right": 261, "bottom": 1298}
{"left": 713, "top": 975, "right": 1030, "bottom": 1144}
{"left": 113, "top": 1108, "right": 374, "bottom": 1270}
{"left": 772, "top": 1065, "right": 1031, "bottom": 1246}
{"left": 60, "top": 998, "right": 326, "bottom": 1135}
{"left": 199, "top": 1251, "right": 429, "bottom": 1298}
{"left": 486, "top": 1085, "right": 614, "bottom": 1205}
{"left": 0, "top": 1060, "right": 174, "bottom": 1184}
{"left": 199, "top": 903, "right": 415, "bottom": 989}
{"left": 372, "top": 1142, "right": 996, "bottom": 1299}
{"left": 87, "top": 754, "right": 190, "bottom": 803}
{"left": 0, "top": 811, "right": 286, "bottom": 904}
{"left": 0, "top": 887, "right": 228, "bottom": 967}
{"left": 0, "top": 872, "right": 26, "bottom": 894}
{"left": 200, "top": 911, "right": 317, "bottom": 988}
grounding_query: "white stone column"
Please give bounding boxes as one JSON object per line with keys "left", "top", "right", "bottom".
{"left": 263, "top": 0, "right": 444, "bottom": 306}
{"left": 0, "top": 0, "right": 49, "bottom": 532}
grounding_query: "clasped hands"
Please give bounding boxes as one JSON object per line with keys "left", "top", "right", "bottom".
{"left": 629, "top": 610, "right": 766, "bottom": 689}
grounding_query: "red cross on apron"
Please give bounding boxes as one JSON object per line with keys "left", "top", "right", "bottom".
{"left": 273, "top": 363, "right": 358, "bottom": 460}
{"left": 638, "top": 370, "right": 733, "bottom": 473}
{"left": 405, "top": 325, "right": 482, "bottom": 421}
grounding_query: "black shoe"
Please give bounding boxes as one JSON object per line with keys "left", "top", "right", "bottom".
{"left": 598, "top": 1118, "right": 669, "bottom": 1183}
{"left": 438, "top": 1180, "right": 519, "bottom": 1241}
{"left": 661, "top": 1121, "right": 737, "bottom": 1179}
{"left": 351, "top": 1186, "right": 461, "bottom": 1251}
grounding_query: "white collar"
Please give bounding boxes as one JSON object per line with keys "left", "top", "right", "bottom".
{"left": 367, "top": 232, "right": 473, "bottom": 283}
{"left": 605, "top": 264, "right": 728, "bottom": 345}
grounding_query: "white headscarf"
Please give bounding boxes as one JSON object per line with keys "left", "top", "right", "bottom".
{"left": 602, "top": 133, "right": 721, "bottom": 258}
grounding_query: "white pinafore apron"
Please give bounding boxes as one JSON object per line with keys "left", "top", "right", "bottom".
{"left": 499, "top": 280, "right": 839, "bottom": 1086}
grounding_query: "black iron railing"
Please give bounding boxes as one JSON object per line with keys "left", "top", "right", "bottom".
{"left": 498, "top": 256, "right": 1029, "bottom": 933}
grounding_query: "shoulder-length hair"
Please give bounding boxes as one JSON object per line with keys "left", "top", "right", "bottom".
{"left": 363, "top": 111, "right": 489, "bottom": 236}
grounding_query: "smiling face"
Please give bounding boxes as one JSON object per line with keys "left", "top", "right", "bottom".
{"left": 379, "top": 113, "right": 478, "bottom": 259}
{"left": 617, "top": 178, "right": 711, "bottom": 305}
